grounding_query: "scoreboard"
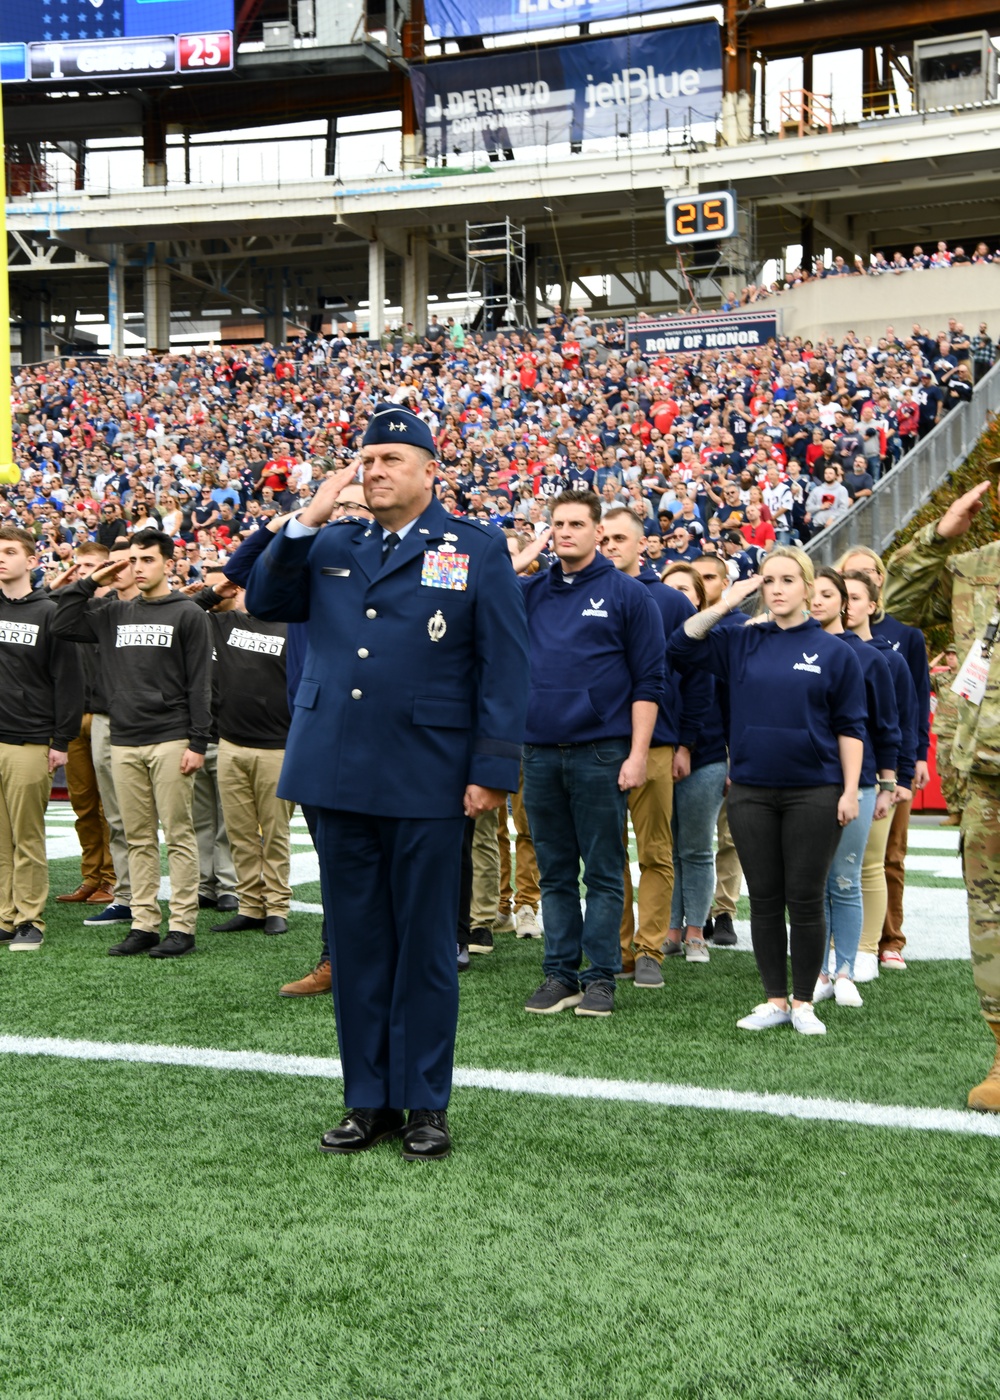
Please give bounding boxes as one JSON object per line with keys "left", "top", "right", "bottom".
{"left": 0, "top": 0, "right": 233, "bottom": 82}
{"left": 665, "top": 190, "right": 738, "bottom": 245}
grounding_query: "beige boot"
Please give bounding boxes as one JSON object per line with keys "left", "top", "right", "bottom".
{"left": 967, "top": 1022, "right": 1000, "bottom": 1112}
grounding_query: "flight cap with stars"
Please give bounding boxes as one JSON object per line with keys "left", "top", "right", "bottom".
{"left": 361, "top": 404, "right": 436, "bottom": 456}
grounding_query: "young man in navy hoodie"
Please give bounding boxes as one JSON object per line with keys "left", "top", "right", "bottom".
{"left": 520, "top": 490, "right": 664, "bottom": 1018}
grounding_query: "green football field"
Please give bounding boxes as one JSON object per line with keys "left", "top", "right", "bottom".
{"left": 2, "top": 807, "right": 996, "bottom": 1400}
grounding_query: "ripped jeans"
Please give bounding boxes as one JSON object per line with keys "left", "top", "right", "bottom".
{"left": 824, "top": 785, "right": 877, "bottom": 979}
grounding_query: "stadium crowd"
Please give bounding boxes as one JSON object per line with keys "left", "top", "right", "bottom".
{"left": 0, "top": 303, "right": 987, "bottom": 1149}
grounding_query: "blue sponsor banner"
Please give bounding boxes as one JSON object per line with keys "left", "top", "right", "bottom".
{"left": 625, "top": 312, "right": 780, "bottom": 357}
{"left": 425, "top": 0, "right": 691, "bottom": 41}
{"left": 411, "top": 23, "right": 721, "bottom": 158}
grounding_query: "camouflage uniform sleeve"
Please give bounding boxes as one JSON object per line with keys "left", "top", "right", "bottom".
{"left": 883, "top": 521, "right": 959, "bottom": 630}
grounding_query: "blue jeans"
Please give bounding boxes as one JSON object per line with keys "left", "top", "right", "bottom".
{"left": 824, "top": 785, "right": 876, "bottom": 978}
{"left": 669, "top": 761, "right": 728, "bottom": 929}
{"left": 522, "top": 740, "right": 629, "bottom": 987}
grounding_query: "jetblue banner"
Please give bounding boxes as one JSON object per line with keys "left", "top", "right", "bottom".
{"left": 411, "top": 24, "right": 721, "bottom": 159}
{"left": 424, "top": 0, "right": 691, "bottom": 41}
{"left": 625, "top": 312, "right": 781, "bottom": 356}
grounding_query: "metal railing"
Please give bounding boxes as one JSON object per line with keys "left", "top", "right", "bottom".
{"left": 805, "top": 359, "right": 1000, "bottom": 566}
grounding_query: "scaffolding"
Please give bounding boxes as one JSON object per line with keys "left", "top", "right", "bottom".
{"left": 465, "top": 218, "right": 528, "bottom": 331}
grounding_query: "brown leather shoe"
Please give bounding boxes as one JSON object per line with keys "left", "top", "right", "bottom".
{"left": 279, "top": 960, "right": 332, "bottom": 997}
{"left": 56, "top": 883, "right": 98, "bottom": 904}
{"left": 85, "top": 887, "right": 114, "bottom": 904}
{"left": 968, "top": 1022, "right": 1000, "bottom": 1112}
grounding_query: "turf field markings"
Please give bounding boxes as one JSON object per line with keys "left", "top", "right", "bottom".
{"left": 0, "top": 1033, "right": 997, "bottom": 1139}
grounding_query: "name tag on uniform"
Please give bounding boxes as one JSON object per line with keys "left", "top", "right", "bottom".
{"left": 321, "top": 567, "right": 351, "bottom": 577}
{"left": 952, "top": 641, "right": 990, "bottom": 707}
{"left": 421, "top": 550, "right": 470, "bottom": 590}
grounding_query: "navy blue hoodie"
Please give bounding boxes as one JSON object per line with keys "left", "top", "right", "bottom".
{"left": 522, "top": 552, "right": 664, "bottom": 745}
{"left": 872, "top": 613, "right": 930, "bottom": 762}
{"left": 870, "top": 635, "right": 918, "bottom": 788}
{"left": 668, "top": 615, "right": 867, "bottom": 787}
{"left": 836, "top": 631, "right": 901, "bottom": 786}
{"left": 633, "top": 564, "right": 712, "bottom": 750}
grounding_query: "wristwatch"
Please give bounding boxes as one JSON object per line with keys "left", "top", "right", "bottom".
{"left": 877, "top": 778, "right": 897, "bottom": 793}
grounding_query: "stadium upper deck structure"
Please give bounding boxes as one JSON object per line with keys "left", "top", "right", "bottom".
{"left": 3, "top": 0, "right": 1000, "bottom": 355}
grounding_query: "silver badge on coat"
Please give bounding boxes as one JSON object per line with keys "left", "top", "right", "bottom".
{"left": 427, "top": 609, "right": 447, "bottom": 642}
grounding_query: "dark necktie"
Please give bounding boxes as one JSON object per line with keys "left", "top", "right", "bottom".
{"left": 381, "top": 531, "right": 400, "bottom": 566}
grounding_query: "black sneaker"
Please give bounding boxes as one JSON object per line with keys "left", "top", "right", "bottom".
{"left": 0, "top": 928, "right": 16, "bottom": 945}
{"left": 524, "top": 976, "right": 583, "bottom": 1014}
{"left": 9, "top": 924, "right": 44, "bottom": 951}
{"left": 710, "top": 912, "right": 737, "bottom": 946}
{"left": 108, "top": 928, "right": 160, "bottom": 957}
{"left": 575, "top": 981, "right": 615, "bottom": 1017}
{"left": 149, "top": 930, "right": 196, "bottom": 958}
{"left": 468, "top": 926, "right": 494, "bottom": 954}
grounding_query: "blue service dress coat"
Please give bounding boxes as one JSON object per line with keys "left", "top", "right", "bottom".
{"left": 244, "top": 496, "right": 530, "bottom": 815}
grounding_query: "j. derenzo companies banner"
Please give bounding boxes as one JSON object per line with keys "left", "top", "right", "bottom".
{"left": 625, "top": 312, "right": 781, "bottom": 356}
{"left": 411, "top": 24, "right": 722, "bottom": 159}
{"left": 424, "top": 0, "right": 691, "bottom": 40}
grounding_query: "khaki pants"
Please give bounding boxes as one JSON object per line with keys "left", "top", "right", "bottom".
{"left": 65, "top": 714, "right": 114, "bottom": 891}
{"left": 217, "top": 740, "right": 294, "bottom": 918}
{"left": 193, "top": 743, "right": 237, "bottom": 901}
{"left": 621, "top": 744, "right": 674, "bottom": 964}
{"left": 0, "top": 743, "right": 52, "bottom": 932}
{"left": 90, "top": 713, "right": 131, "bottom": 905}
{"left": 859, "top": 807, "right": 894, "bottom": 955}
{"left": 960, "top": 774, "right": 1000, "bottom": 1022}
{"left": 881, "top": 797, "right": 911, "bottom": 954}
{"left": 471, "top": 809, "right": 501, "bottom": 928}
{"left": 111, "top": 740, "right": 199, "bottom": 934}
{"left": 497, "top": 773, "right": 541, "bottom": 914}
{"left": 712, "top": 796, "right": 743, "bottom": 918}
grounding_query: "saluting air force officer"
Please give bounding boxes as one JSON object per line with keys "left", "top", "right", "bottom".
{"left": 245, "top": 406, "right": 529, "bottom": 1160}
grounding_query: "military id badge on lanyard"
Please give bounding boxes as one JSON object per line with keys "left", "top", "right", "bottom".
{"left": 952, "top": 584, "right": 1000, "bottom": 707}
{"left": 421, "top": 539, "right": 469, "bottom": 591}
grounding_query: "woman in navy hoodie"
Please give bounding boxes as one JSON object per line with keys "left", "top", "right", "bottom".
{"left": 810, "top": 568, "right": 901, "bottom": 1008}
{"left": 668, "top": 546, "right": 867, "bottom": 1036}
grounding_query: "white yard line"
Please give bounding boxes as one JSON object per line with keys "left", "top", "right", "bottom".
{"left": 0, "top": 1032, "right": 996, "bottom": 1139}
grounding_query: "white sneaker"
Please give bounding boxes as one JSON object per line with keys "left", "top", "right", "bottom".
{"left": 813, "top": 976, "right": 835, "bottom": 1003}
{"left": 515, "top": 906, "right": 542, "bottom": 939}
{"left": 791, "top": 1003, "right": 827, "bottom": 1036}
{"left": 737, "top": 1002, "right": 792, "bottom": 1031}
{"left": 834, "top": 977, "right": 864, "bottom": 1008}
{"left": 684, "top": 937, "right": 710, "bottom": 963}
{"left": 854, "top": 952, "right": 880, "bottom": 983}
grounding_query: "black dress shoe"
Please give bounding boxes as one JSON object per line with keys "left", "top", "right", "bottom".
{"left": 108, "top": 928, "right": 160, "bottom": 957}
{"left": 149, "top": 930, "right": 196, "bottom": 958}
{"left": 211, "top": 914, "right": 266, "bottom": 932}
{"left": 263, "top": 916, "right": 288, "bottom": 936}
{"left": 319, "top": 1108, "right": 405, "bottom": 1154}
{"left": 402, "top": 1109, "right": 451, "bottom": 1161}
{"left": 457, "top": 942, "right": 470, "bottom": 971}
{"left": 197, "top": 894, "right": 217, "bottom": 910}
{"left": 215, "top": 894, "right": 239, "bottom": 913}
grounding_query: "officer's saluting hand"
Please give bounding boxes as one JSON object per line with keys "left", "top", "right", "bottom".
{"left": 246, "top": 406, "right": 529, "bottom": 1160}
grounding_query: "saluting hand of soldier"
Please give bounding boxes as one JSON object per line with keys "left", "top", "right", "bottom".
{"left": 938, "top": 480, "right": 992, "bottom": 539}
{"left": 90, "top": 555, "right": 134, "bottom": 587}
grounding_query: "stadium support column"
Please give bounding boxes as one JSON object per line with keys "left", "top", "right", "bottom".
{"left": 402, "top": 233, "right": 429, "bottom": 337}
{"left": 143, "top": 95, "right": 168, "bottom": 188}
{"left": 108, "top": 248, "right": 125, "bottom": 358}
{"left": 143, "top": 243, "right": 171, "bottom": 352}
{"left": 368, "top": 239, "right": 386, "bottom": 342}
{"left": 721, "top": 0, "right": 752, "bottom": 145}
{"left": 401, "top": 0, "right": 426, "bottom": 171}
{"left": 19, "top": 290, "right": 45, "bottom": 364}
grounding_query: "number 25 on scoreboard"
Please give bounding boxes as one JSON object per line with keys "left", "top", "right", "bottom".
{"left": 665, "top": 191, "right": 737, "bottom": 245}
{"left": 178, "top": 32, "right": 234, "bottom": 73}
